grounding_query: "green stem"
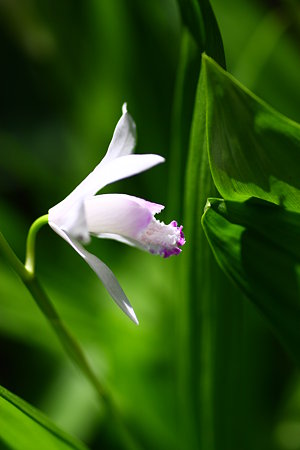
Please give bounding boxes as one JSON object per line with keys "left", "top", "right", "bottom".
{"left": 24, "top": 277, "right": 139, "bottom": 450}
{"left": 0, "top": 230, "right": 30, "bottom": 281}
{"left": 0, "top": 228, "right": 141, "bottom": 450}
{"left": 25, "top": 214, "right": 49, "bottom": 274}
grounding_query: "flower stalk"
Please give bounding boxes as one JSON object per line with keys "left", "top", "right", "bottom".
{"left": 0, "top": 227, "right": 107, "bottom": 398}
{"left": 25, "top": 214, "right": 49, "bottom": 274}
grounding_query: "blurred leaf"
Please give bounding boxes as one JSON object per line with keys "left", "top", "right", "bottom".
{"left": 169, "top": 0, "right": 225, "bottom": 220}
{"left": 177, "top": 0, "right": 225, "bottom": 67}
{"left": 233, "top": 9, "right": 288, "bottom": 90}
{"left": 202, "top": 197, "right": 300, "bottom": 364}
{"left": 0, "top": 384, "right": 88, "bottom": 450}
{"left": 202, "top": 54, "right": 300, "bottom": 212}
{"left": 178, "top": 37, "right": 253, "bottom": 450}
{"left": 168, "top": 29, "right": 200, "bottom": 220}
{"left": 0, "top": 0, "right": 56, "bottom": 61}
{"left": 180, "top": 54, "right": 215, "bottom": 449}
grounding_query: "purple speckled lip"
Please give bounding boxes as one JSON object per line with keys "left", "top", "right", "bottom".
{"left": 177, "top": 225, "right": 185, "bottom": 246}
{"left": 162, "top": 247, "right": 182, "bottom": 258}
{"left": 162, "top": 221, "right": 186, "bottom": 258}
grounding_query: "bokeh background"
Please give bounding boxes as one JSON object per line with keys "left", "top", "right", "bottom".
{"left": 1, "top": 1, "right": 300, "bottom": 449}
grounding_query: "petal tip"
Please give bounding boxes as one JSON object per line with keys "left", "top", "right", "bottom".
{"left": 122, "top": 102, "right": 128, "bottom": 114}
{"left": 125, "top": 303, "right": 139, "bottom": 325}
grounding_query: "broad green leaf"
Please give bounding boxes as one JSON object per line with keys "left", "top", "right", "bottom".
{"left": 0, "top": 384, "right": 88, "bottom": 450}
{"left": 202, "top": 54, "right": 300, "bottom": 212}
{"left": 202, "top": 197, "right": 300, "bottom": 364}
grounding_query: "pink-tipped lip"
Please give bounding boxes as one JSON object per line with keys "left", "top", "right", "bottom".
{"left": 161, "top": 222, "right": 185, "bottom": 258}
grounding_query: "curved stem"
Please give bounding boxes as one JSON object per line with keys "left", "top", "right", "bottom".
{"left": 0, "top": 228, "right": 141, "bottom": 450}
{"left": 25, "top": 214, "right": 49, "bottom": 274}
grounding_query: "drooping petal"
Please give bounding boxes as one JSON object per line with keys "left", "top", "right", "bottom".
{"left": 100, "top": 103, "right": 136, "bottom": 164}
{"left": 48, "top": 222, "right": 139, "bottom": 324}
{"left": 85, "top": 194, "right": 164, "bottom": 238}
{"left": 49, "top": 154, "right": 165, "bottom": 220}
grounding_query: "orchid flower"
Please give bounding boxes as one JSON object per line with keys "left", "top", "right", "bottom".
{"left": 48, "top": 104, "right": 185, "bottom": 324}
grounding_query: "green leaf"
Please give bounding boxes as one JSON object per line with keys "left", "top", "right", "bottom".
{"left": 178, "top": 39, "right": 250, "bottom": 450}
{"left": 177, "top": 0, "right": 226, "bottom": 68}
{"left": 202, "top": 54, "right": 300, "bottom": 212}
{"left": 0, "top": 384, "right": 88, "bottom": 450}
{"left": 202, "top": 197, "right": 300, "bottom": 364}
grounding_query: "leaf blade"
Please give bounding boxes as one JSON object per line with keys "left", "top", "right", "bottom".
{"left": 0, "top": 385, "right": 88, "bottom": 450}
{"left": 203, "top": 54, "right": 300, "bottom": 212}
{"left": 202, "top": 198, "right": 300, "bottom": 364}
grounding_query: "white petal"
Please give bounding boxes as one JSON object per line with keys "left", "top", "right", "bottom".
{"left": 119, "top": 195, "right": 165, "bottom": 215}
{"left": 85, "top": 194, "right": 152, "bottom": 237}
{"left": 89, "top": 153, "right": 165, "bottom": 193}
{"left": 49, "top": 198, "right": 90, "bottom": 243}
{"left": 100, "top": 104, "right": 136, "bottom": 164}
{"left": 49, "top": 154, "right": 164, "bottom": 220}
{"left": 49, "top": 223, "right": 139, "bottom": 324}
